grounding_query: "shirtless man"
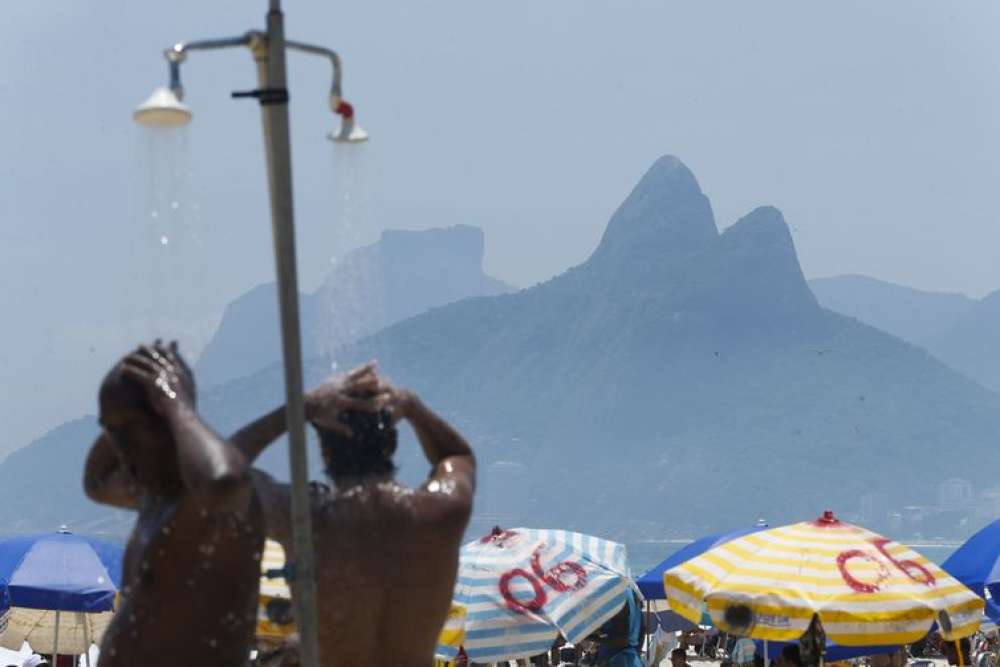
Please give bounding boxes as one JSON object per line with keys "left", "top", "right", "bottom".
{"left": 242, "top": 362, "right": 476, "bottom": 666}
{"left": 84, "top": 343, "right": 376, "bottom": 666}
{"left": 84, "top": 341, "right": 265, "bottom": 666}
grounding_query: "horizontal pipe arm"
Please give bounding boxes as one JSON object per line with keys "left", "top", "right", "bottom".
{"left": 168, "top": 34, "right": 255, "bottom": 60}
{"left": 286, "top": 39, "right": 343, "bottom": 102}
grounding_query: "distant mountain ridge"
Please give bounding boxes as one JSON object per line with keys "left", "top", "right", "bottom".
{"left": 195, "top": 224, "right": 512, "bottom": 388}
{"left": 5, "top": 156, "right": 1000, "bottom": 542}
{"left": 809, "top": 275, "right": 975, "bottom": 343}
{"left": 202, "top": 155, "right": 1000, "bottom": 539}
{"left": 810, "top": 275, "right": 1000, "bottom": 392}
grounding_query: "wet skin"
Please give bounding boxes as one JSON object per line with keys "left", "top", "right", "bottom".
{"left": 241, "top": 364, "right": 476, "bottom": 667}
{"left": 84, "top": 343, "right": 263, "bottom": 667}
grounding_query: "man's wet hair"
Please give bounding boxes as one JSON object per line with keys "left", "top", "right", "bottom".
{"left": 315, "top": 408, "right": 398, "bottom": 480}
{"left": 99, "top": 365, "right": 157, "bottom": 420}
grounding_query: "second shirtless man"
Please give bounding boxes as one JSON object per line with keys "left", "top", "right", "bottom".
{"left": 242, "top": 362, "right": 476, "bottom": 666}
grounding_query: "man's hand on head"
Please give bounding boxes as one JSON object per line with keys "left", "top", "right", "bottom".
{"left": 305, "top": 361, "right": 384, "bottom": 436}
{"left": 120, "top": 340, "right": 196, "bottom": 417}
{"left": 370, "top": 374, "right": 415, "bottom": 426}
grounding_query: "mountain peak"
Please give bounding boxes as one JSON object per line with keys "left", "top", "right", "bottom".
{"left": 708, "top": 206, "right": 816, "bottom": 318}
{"left": 587, "top": 155, "right": 718, "bottom": 270}
{"left": 635, "top": 155, "right": 702, "bottom": 196}
{"left": 377, "top": 224, "right": 486, "bottom": 270}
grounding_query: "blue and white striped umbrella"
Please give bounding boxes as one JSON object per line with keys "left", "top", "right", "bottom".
{"left": 436, "top": 527, "right": 633, "bottom": 662}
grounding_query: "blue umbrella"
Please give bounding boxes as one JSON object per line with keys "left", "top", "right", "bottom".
{"left": 0, "top": 529, "right": 123, "bottom": 659}
{"left": 942, "top": 519, "right": 1000, "bottom": 623}
{"left": 636, "top": 521, "right": 769, "bottom": 599}
{"left": 637, "top": 522, "right": 768, "bottom": 654}
{"left": 0, "top": 529, "right": 123, "bottom": 613}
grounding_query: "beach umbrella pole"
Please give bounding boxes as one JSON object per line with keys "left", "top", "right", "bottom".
{"left": 52, "top": 609, "right": 60, "bottom": 662}
{"left": 645, "top": 600, "right": 651, "bottom": 659}
{"left": 83, "top": 612, "right": 92, "bottom": 667}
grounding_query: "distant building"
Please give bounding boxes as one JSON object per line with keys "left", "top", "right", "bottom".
{"left": 939, "top": 478, "right": 974, "bottom": 511}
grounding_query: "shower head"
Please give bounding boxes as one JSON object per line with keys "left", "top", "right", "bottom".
{"left": 133, "top": 86, "right": 192, "bottom": 127}
{"left": 328, "top": 99, "right": 368, "bottom": 143}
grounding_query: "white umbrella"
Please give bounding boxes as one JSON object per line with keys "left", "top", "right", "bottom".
{"left": 0, "top": 607, "right": 111, "bottom": 656}
{"left": 436, "top": 527, "right": 634, "bottom": 663}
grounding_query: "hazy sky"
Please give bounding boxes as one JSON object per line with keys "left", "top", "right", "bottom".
{"left": 2, "top": 1, "right": 999, "bottom": 452}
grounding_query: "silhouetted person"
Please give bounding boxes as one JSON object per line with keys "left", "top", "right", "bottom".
{"left": 244, "top": 362, "right": 476, "bottom": 666}
{"left": 596, "top": 589, "right": 644, "bottom": 666}
{"left": 671, "top": 647, "right": 692, "bottom": 667}
{"left": 84, "top": 342, "right": 264, "bottom": 666}
{"left": 943, "top": 637, "right": 971, "bottom": 667}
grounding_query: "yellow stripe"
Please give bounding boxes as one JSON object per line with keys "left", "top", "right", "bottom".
{"left": 702, "top": 598, "right": 980, "bottom": 622}
{"left": 666, "top": 596, "right": 705, "bottom": 625}
{"left": 941, "top": 621, "right": 986, "bottom": 641}
{"left": 675, "top": 558, "right": 975, "bottom": 602}
{"left": 695, "top": 552, "right": 918, "bottom": 582}
{"left": 683, "top": 561, "right": 969, "bottom": 592}
{"left": 687, "top": 578, "right": 976, "bottom": 604}
{"left": 720, "top": 540, "right": 925, "bottom": 569}
{"left": 738, "top": 534, "right": 935, "bottom": 559}
{"left": 665, "top": 571, "right": 713, "bottom": 601}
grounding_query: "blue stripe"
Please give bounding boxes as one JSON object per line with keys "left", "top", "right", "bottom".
{"left": 467, "top": 638, "right": 555, "bottom": 661}
{"left": 435, "top": 645, "right": 459, "bottom": 659}
{"left": 562, "top": 585, "right": 627, "bottom": 641}
{"left": 554, "top": 575, "right": 621, "bottom": 628}
{"left": 465, "top": 621, "right": 548, "bottom": 640}
{"left": 468, "top": 607, "right": 539, "bottom": 622}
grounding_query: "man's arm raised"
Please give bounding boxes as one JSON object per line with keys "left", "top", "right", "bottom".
{"left": 233, "top": 362, "right": 382, "bottom": 544}
{"left": 121, "top": 343, "right": 251, "bottom": 514}
{"left": 374, "top": 380, "right": 476, "bottom": 518}
{"left": 229, "top": 362, "right": 381, "bottom": 464}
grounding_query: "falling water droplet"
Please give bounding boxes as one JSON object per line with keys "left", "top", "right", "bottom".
{"left": 170, "top": 201, "right": 180, "bottom": 210}
{"left": 150, "top": 210, "right": 159, "bottom": 219}
{"left": 160, "top": 236, "right": 169, "bottom": 246}
{"left": 330, "top": 361, "right": 339, "bottom": 371}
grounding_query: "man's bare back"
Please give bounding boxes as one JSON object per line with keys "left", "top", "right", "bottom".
{"left": 246, "top": 364, "right": 476, "bottom": 666}
{"left": 84, "top": 343, "right": 263, "bottom": 667}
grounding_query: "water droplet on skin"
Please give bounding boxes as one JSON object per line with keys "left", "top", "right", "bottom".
{"left": 160, "top": 235, "right": 169, "bottom": 246}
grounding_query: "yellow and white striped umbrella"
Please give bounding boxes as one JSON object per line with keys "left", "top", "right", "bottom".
{"left": 665, "top": 512, "right": 983, "bottom": 646}
{"left": 257, "top": 539, "right": 294, "bottom": 640}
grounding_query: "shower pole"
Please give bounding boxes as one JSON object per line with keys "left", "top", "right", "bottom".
{"left": 134, "top": 3, "right": 372, "bottom": 663}
{"left": 251, "top": 2, "right": 322, "bottom": 666}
